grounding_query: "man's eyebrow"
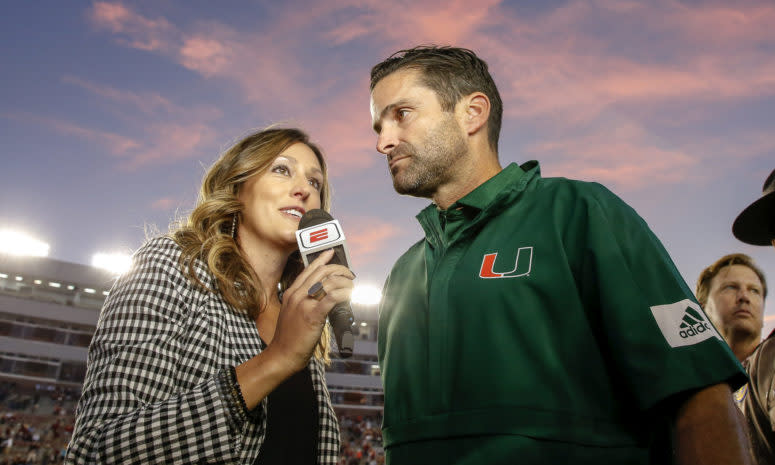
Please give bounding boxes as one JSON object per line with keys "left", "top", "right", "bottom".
{"left": 372, "top": 99, "right": 411, "bottom": 133}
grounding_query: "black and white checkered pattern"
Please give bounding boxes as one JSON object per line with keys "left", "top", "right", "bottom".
{"left": 65, "top": 236, "right": 340, "bottom": 464}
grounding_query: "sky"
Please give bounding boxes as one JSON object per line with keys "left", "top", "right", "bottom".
{"left": 1, "top": 0, "right": 774, "bottom": 331}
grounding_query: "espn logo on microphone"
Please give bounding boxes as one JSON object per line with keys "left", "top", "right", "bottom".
{"left": 309, "top": 228, "right": 328, "bottom": 243}
{"left": 296, "top": 220, "right": 343, "bottom": 251}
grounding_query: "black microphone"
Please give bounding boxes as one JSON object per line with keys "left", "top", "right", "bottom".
{"left": 295, "top": 209, "right": 354, "bottom": 358}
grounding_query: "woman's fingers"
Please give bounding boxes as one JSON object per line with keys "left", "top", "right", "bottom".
{"left": 306, "top": 275, "right": 354, "bottom": 312}
{"left": 268, "top": 250, "right": 356, "bottom": 371}
{"left": 288, "top": 253, "right": 354, "bottom": 298}
{"left": 295, "top": 277, "right": 354, "bottom": 329}
{"left": 284, "top": 249, "right": 334, "bottom": 294}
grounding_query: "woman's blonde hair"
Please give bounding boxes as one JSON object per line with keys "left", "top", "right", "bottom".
{"left": 172, "top": 127, "right": 332, "bottom": 361}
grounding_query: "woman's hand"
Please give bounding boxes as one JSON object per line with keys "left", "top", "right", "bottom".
{"left": 268, "top": 249, "right": 355, "bottom": 372}
{"left": 235, "top": 249, "right": 354, "bottom": 410}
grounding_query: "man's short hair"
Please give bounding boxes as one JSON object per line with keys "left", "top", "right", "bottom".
{"left": 696, "top": 253, "right": 768, "bottom": 308}
{"left": 370, "top": 45, "right": 503, "bottom": 153}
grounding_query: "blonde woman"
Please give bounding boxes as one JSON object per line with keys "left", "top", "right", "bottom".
{"left": 67, "top": 127, "right": 354, "bottom": 464}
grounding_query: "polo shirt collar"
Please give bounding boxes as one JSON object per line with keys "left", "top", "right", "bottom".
{"left": 416, "top": 161, "right": 540, "bottom": 239}
{"left": 452, "top": 162, "right": 530, "bottom": 211}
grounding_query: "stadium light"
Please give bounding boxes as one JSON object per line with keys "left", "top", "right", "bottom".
{"left": 92, "top": 252, "right": 132, "bottom": 275}
{"left": 0, "top": 230, "right": 50, "bottom": 257}
{"left": 351, "top": 284, "right": 382, "bottom": 306}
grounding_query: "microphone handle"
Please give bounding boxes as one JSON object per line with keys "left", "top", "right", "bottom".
{"left": 329, "top": 301, "right": 354, "bottom": 358}
{"left": 303, "top": 249, "right": 354, "bottom": 358}
{"left": 308, "top": 245, "right": 354, "bottom": 358}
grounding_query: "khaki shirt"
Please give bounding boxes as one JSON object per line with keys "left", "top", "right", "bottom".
{"left": 736, "top": 330, "right": 775, "bottom": 465}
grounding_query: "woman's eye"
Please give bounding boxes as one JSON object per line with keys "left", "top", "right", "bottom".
{"left": 272, "top": 164, "right": 290, "bottom": 175}
{"left": 309, "top": 178, "right": 322, "bottom": 191}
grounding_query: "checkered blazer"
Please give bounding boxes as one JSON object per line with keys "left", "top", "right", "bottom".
{"left": 65, "top": 236, "right": 340, "bottom": 464}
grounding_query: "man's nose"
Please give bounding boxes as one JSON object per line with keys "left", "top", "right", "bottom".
{"left": 376, "top": 129, "right": 397, "bottom": 155}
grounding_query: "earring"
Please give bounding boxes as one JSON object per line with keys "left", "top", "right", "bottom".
{"left": 230, "top": 213, "right": 238, "bottom": 239}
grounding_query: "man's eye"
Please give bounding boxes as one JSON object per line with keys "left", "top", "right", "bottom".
{"left": 397, "top": 109, "right": 409, "bottom": 120}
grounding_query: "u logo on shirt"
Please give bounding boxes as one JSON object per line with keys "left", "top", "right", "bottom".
{"left": 479, "top": 247, "right": 533, "bottom": 279}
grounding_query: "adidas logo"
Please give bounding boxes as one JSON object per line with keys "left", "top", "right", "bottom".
{"left": 678, "top": 306, "right": 713, "bottom": 339}
{"left": 650, "top": 299, "right": 722, "bottom": 348}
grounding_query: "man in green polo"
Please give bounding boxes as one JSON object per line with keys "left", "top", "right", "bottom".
{"left": 369, "top": 45, "right": 751, "bottom": 465}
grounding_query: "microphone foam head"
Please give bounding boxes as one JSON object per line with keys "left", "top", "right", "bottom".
{"left": 298, "top": 209, "right": 333, "bottom": 229}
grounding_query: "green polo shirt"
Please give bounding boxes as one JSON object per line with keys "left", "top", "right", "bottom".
{"left": 377, "top": 161, "right": 746, "bottom": 464}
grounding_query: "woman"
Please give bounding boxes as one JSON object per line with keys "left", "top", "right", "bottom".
{"left": 65, "top": 127, "right": 354, "bottom": 464}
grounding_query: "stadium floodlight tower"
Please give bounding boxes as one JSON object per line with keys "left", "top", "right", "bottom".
{"left": 0, "top": 229, "right": 50, "bottom": 257}
{"left": 351, "top": 283, "right": 382, "bottom": 307}
{"left": 91, "top": 251, "right": 132, "bottom": 275}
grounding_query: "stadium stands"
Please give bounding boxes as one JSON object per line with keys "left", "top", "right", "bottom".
{"left": 0, "top": 252, "right": 384, "bottom": 463}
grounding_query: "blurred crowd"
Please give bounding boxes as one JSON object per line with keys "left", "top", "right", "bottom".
{"left": 338, "top": 414, "right": 384, "bottom": 465}
{"left": 0, "top": 382, "right": 75, "bottom": 465}
{"left": 1, "top": 381, "right": 385, "bottom": 465}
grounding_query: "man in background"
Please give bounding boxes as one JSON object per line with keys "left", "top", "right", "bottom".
{"left": 733, "top": 169, "right": 775, "bottom": 249}
{"left": 716, "top": 167, "right": 775, "bottom": 465}
{"left": 369, "top": 45, "right": 751, "bottom": 465}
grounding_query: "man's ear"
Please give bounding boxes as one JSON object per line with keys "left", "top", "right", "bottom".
{"left": 459, "top": 92, "right": 490, "bottom": 136}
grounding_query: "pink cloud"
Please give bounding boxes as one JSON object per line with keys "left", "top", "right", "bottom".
{"left": 87, "top": 1, "right": 775, "bottom": 115}
{"left": 61, "top": 75, "right": 223, "bottom": 121}
{"left": 300, "top": 0, "right": 775, "bottom": 134}
{"left": 528, "top": 121, "right": 700, "bottom": 190}
{"left": 90, "top": 1, "right": 174, "bottom": 52}
{"left": 325, "top": 0, "right": 502, "bottom": 46}
{"left": 665, "top": 1, "right": 775, "bottom": 45}
{"left": 179, "top": 36, "right": 234, "bottom": 77}
{"left": 419, "top": 1, "right": 775, "bottom": 127}
{"left": 84, "top": 1, "right": 501, "bottom": 113}
{"left": 3, "top": 113, "right": 142, "bottom": 156}
{"left": 83, "top": 0, "right": 775, "bottom": 183}
{"left": 86, "top": 3, "right": 315, "bottom": 106}
{"left": 62, "top": 75, "right": 177, "bottom": 115}
{"left": 90, "top": 1, "right": 133, "bottom": 31}
{"left": 119, "top": 122, "right": 217, "bottom": 170}
{"left": 151, "top": 197, "right": 177, "bottom": 211}
{"left": 341, "top": 217, "right": 403, "bottom": 268}
{"left": 55, "top": 74, "right": 225, "bottom": 170}
{"left": 300, "top": 85, "right": 379, "bottom": 174}
{"left": 4, "top": 113, "right": 215, "bottom": 171}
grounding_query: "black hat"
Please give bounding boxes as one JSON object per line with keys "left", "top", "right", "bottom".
{"left": 732, "top": 169, "right": 775, "bottom": 245}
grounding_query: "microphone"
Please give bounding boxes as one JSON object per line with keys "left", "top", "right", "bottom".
{"left": 296, "top": 209, "right": 354, "bottom": 358}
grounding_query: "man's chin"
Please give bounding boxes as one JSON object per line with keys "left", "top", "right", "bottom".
{"left": 392, "top": 181, "right": 416, "bottom": 196}
{"left": 730, "top": 320, "right": 764, "bottom": 337}
{"left": 391, "top": 173, "right": 412, "bottom": 194}
{"left": 392, "top": 177, "right": 430, "bottom": 198}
